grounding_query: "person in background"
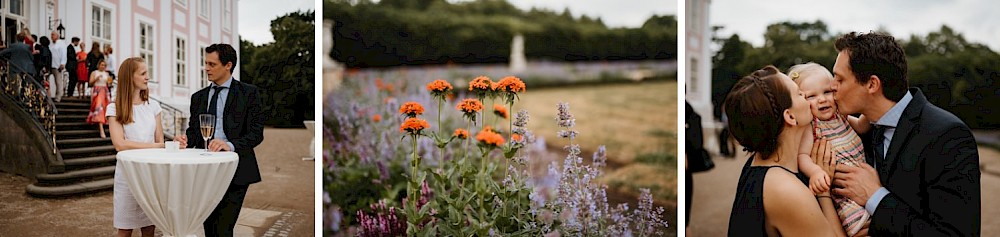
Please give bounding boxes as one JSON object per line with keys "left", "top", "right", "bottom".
{"left": 104, "top": 44, "right": 117, "bottom": 95}
{"left": 0, "top": 32, "right": 37, "bottom": 77}
{"left": 35, "top": 36, "right": 53, "bottom": 85}
{"left": 48, "top": 31, "right": 67, "bottom": 101}
{"left": 75, "top": 42, "right": 89, "bottom": 98}
{"left": 65, "top": 37, "right": 80, "bottom": 97}
{"left": 87, "top": 42, "right": 105, "bottom": 77}
{"left": 87, "top": 59, "right": 112, "bottom": 138}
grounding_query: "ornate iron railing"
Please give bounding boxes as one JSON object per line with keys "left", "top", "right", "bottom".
{"left": 149, "top": 97, "right": 188, "bottom": 141}
{"left": 0, "top": 60, "right": 58, "bottom": 154}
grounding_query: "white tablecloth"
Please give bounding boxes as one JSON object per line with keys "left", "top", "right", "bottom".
{"left": 117, "top": 149, "right": 239, "bottom": 237}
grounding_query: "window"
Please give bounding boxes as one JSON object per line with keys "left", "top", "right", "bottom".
{"left": 139, "top": 22, "right": 155, "bottom": 82}
{"left": 199, "top": 0, "right": 210, "bottom": 18}
{"left": 92, "top": 5, "right": 113, "bottom": 44}
{"left": 176, "top": 38, "right": 187, "bottom": 86}
{"left": 9, "top": 0, "right": 22, "bottom": 16}
{"left": 175, "top": 0, "right": 187, "bottom": 7}
{"left": 200, "top": 46, "right": 210, "bottom": 88}
{"left": 222, "top": 0, "right": 231, "bottom": 31}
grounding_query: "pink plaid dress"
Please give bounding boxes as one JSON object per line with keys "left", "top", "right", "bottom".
{"left": 814, "top": 114, "right": 870, "bottom": 235}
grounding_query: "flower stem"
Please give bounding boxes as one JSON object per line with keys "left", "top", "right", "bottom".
{"left": 438, "top": 99, "right": 444, "bottom": 161}
{"left": 465, "top": 121, "right": 471, "bottom": 160}
{"left": 410, "top": 134, "right": 418, "bottom": 220}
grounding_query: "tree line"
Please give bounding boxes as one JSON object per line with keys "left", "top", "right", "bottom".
{"left": 240, "top": 11, "right": 315, "bottom": 127}
{"left": 711, "top": 21, "right": 1000, "bottom": 128}
{"left": 324, "top": 0, "right": 677, "bottom": 68}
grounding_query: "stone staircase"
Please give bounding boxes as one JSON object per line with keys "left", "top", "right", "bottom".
{"left": 26, "top": 97, "right": 117, "bottom": 197}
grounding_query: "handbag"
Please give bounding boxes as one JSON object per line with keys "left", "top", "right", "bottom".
{"left": 689, "top": 148, "right": 715, "bottom": 172}
{"left": 686, "top": 101, "right": 715, "bottom": 172}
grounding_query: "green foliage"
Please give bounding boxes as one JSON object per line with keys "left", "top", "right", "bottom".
{"left": 421, "top": 151, "right": 541, "bottom": 236}
{"left": 710, "top": 22, "right": 1000, "bottom": 128}
{"left": 324, "top": 155, "right": 407, "bottom": 230}
{"left": 240, "top": 11, "right": 315, "bottom": 127}
{"left": 324, "top": 0, "right": 676, "bottom": 67}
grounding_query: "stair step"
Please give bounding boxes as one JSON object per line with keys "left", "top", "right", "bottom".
{"left": 58, "top": 97, "right": 91, "bottom": 103}
{"left": 56, "top": 122, "right": 103, "bottom": 130}
{"left": 26, "top": 178, "right": 113, "bottom": 197}
{"left": 57, "top": 115, "right": 89, "bottom": 121}
{"left": 34, "top": 166, "right": 115, "bottom": 182}
{"left": 56, "top": 130, "right": 101, "bottom": 137}
{"left": 56, "top": 122, "right": 90, "bottom": 127}
{"left": 55, "top": 103, "right": 91, "bottom": 109}
{"left": 63, "top": 155, "right": 117, "bottom": 167}
{"left": 58, "top": 108, "right": 91, "bottom": 114}
{"left": 57, "top": 137, "right": 112, "bottom": 145}
{"left": 60, "top": 145, "right": 116, "bottom": 155}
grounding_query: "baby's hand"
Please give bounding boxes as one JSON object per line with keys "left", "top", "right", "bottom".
{"left": 809, "top": 173, "right": 831, "bottom": 195}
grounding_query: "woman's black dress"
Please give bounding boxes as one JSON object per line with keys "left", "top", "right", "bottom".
{"left": 727, "top": 157, "right": 809, "bottom": 236}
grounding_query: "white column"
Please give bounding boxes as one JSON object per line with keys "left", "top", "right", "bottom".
{"left": 231, "top": 0, "right": 240, "bottom": 79}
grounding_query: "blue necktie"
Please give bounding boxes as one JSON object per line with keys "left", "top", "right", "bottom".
{"left": 207, "top": 86, "right": 226, "bottom": 138}
{"left": 872, "top": 124, "right": 888, "bottom": 176}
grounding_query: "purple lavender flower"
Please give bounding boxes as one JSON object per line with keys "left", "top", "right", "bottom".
{"left": 556, "top": 102, "right": 576, "bottom": 128}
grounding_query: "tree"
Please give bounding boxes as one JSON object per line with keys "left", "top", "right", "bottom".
{"left": 711, "top": 34, "right": 751, "bottom": 118}
{"left": 241, "top": 10, "right": 315, "bottom": 127}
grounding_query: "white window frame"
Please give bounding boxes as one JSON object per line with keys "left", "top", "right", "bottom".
{"left": 91, "top": 4, "right": 113, "bottom": 46}
{"left": 200, "top": 45, "right": 210, "bottom": 88}
{"left": 175, "top": 37, "right": 187, "bottom": 87}
{"left": 138, "top": 21, "right": 155, "bottom": 82}
{"left": 222, "top": 0, "right": 231, "bottom": 32}
{"left": 199, "top": 0, "right": 210, "bottom": 19}
{"left": 175, "top": 0, "right": 187, "bottom": 8}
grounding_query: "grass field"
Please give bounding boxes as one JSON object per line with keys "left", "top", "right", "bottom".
{"left": 513, "top": 80, "right": 678, "bottom": 201}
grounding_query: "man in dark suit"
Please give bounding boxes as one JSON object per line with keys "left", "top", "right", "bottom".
{"left": 65, "top": 37, "right": 80, "bottom": 97}
{"left": 185, "top": 43, "right": 264, "bottom": 237}
{"left": 830, "top": 32, "right": 980, "bottom": 236}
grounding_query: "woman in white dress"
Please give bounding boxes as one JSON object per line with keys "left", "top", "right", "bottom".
{"left": 106, "top": 57, "right": 188, "bottom": 237}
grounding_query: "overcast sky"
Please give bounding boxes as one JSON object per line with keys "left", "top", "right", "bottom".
{"left": 710, "top": 0, "right": 1000, "bottom": 51}
{"left": 503, "top": 0, "right": 678, "bottom": 28}
{"left": 239, "top": 0, "right": 316, "bottom": 44}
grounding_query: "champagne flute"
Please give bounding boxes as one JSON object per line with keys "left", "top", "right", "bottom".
{"left": 199, "top": 114, "right": 216, "bottom": 152}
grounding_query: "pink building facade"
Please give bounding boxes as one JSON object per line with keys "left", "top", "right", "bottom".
{"left": 4, "top": 0, "right": 239, "bottom": 111}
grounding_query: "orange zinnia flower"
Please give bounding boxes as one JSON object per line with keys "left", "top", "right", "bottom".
{"left": 496, "top": 76, "right": 526, "bottom": 93}
{"left": 399, "top": 102, "right": 425, "bottom": 117}
{"left": 493, "top": 104, "right": 509, "bottom": 119}
{"left": 454, "top": 129, "right": 469, "bottom": 139}
{"left": 426, "top": 79, "right": 453, "bottom": 93}
{"left": 468, "top": 76, "right": 493, "bottom": 92}
{"left": 456, "top": 99, "right": 484, "bottom": 113}
{"left": 476, "top": 129, "right": 505, "bottom": 147}
{"left": 373, "top": 114, "right": 382, "bottom": 122}
{"left": 400, "top": 118, "right": 430, "bottom": 134}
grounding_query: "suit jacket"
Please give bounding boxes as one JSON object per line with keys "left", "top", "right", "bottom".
{"left": 66, "top": 44, "right": 77, "bottom": 70}
{"left": 860, "top": 88, "right": 980, "bottom": 236}
{"left": 186, "top": 79, "right": 264, "bottom": 185}
{"left": 0, "top": 42, "right": 36, "bottom": 75}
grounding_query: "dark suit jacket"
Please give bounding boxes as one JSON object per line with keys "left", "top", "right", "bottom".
{"left": 66, "top": 44, "right": 77, "bottom": 71}
{"left": 186, "top": 79, "right": 264, "bottom": 185}
{"left": 860, "top": 88, "right": 980, "bottom": 236}
{"left": 0, "top": 42, "right": 36, "bottom": 75}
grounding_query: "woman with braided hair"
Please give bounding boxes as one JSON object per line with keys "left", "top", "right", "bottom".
{"left": 725, "top": 65, "right": 847, "bottom": 237}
